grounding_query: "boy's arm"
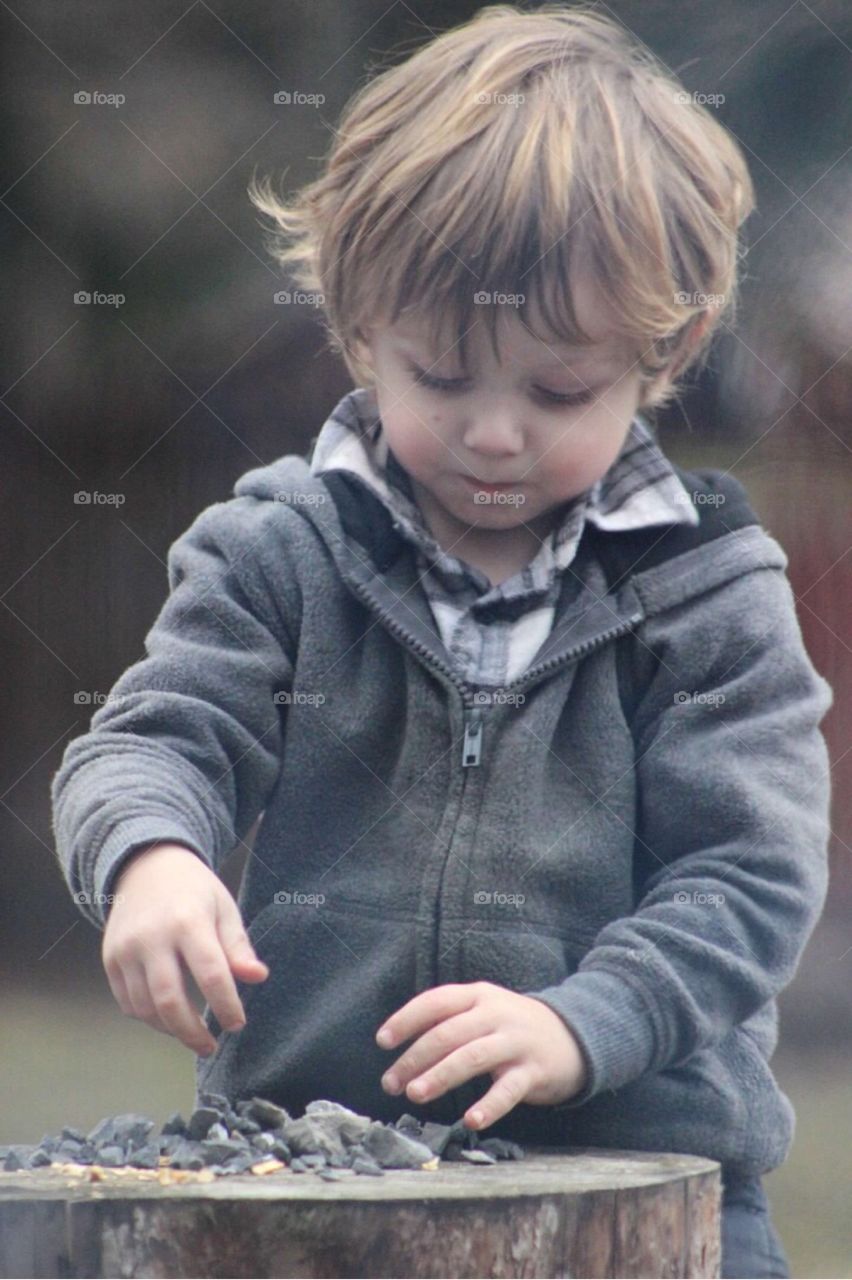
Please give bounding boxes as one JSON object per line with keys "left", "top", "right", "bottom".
{"left": 50, "top": 497, "right": 300, "bottom": 931}
{"left": 524, "top": 555, "right": 834, "bottom": 1108}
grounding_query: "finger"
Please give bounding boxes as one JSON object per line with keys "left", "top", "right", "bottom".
{"left": 464, "top": 1066, "right": 532, "bottom": 1130}
{"left": 122, "top": 961, "right": 175, "bottom": 1037}
{"left": 103, "top": 958, "right": 134, "bottom": 1018}
{"left": 377, "top": 982, "right": 482, "bottom": 1051}
{"left": 180, "top": 928, "right": 249, "bottom": 1035}
{"left": 381, "top": 1009, "right": 488, "bottom": 1095}
{"left": 216, "top": 897, "right": 269, "bottom": 982}
{"left": 396, "top": 1033, "right": 504, "bottom": 1106}
{"left": 145, "top": 954, "right": 219, "bottom": 1055}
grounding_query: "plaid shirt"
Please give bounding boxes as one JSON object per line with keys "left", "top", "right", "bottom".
{"left": 310, "top": 387, "right": 698, "bottom": 685}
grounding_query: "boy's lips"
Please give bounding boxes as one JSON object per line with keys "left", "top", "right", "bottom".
{"left": 460, "top": 474, "right": 523, "bottom": 488}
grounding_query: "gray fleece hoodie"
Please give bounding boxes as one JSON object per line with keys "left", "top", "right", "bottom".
{"left": 50, "top": 423, "right": 833, "bottom": 1181}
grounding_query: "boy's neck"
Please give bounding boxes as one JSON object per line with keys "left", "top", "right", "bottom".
{"left": 409, "top": 476, "right": 570, "bottom": 588}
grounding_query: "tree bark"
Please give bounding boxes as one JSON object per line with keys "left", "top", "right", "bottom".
{"left": 0, "top": 1146, "right": 721, "bottom": 1278}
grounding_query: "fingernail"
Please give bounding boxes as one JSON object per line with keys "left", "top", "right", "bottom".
{"left": 377, "top": 1027, "right": 394, "bottom": 1048}
{"left": 382, "top": 1071, "right": 400, "bottom": 1093}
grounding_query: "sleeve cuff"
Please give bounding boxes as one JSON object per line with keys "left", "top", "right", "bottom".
{"left": 524, "top": 968, "right": 661, "bottom": 1109}
{"left": 92, "top": 821, "right": 213, "bottom": 927}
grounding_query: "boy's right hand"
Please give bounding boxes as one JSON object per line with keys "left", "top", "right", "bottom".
{"left": 101, "top": 842, "right": 269, "bottom": 1056}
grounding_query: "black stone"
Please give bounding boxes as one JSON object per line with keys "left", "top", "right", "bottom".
{"left": 168, "top": 1141, "right": 204, "bottom": 1171}
{"left": 221, "top": 1151, "right": 258, "bottom": 1174}
{"left": 198, "top": 1092, "right": 231, "bottom": 1112}
{"left": 86, "top": 1113, "right": 153, "bottom": 1150}
{"left": 419, "top": 1122, "right": 455, "bottom": 1156}
{"left": 186, "top": 1107, "right": 220, "bottom": 1141}
{"left": 126, "top": 1143, "right": 161, "bottom": 1169}
{"left": 282, "top": 1116, "right": 347, "bottom": 1161}
{"left": 55, "top": 1139, "right": 92, "bottom": 1163}
{"left": 299, "top": 1153, "right": 327, "bottom": 1170}
{"left": 160, "top": 1112, "right": 188, "bottom": 1137}
{"left": 442, "top": 1141, "right": 466, "bottom": 1161}
{"left": 240, "top": 1097, "right": 292, "bottom": 1130}
{"left": 361, "top": 1123, "right": 434, "bottom": 1170}
{"left": 200, "top": 1139, "right": 248, "bottom": 1166}
{"left": 393, "top": 1113, "right": 423, "bottom": 1135}
{"left": 96, "top": 1145, "right": 127, "bottom": 1167}
{"left": 479, "top": 1136, "right": 525, "bottom": 1161}
{"left": 351, "top": 1155, "right": 385, "bottom": 1177}
{"left": 60, "top": 1126, "right": 87, "bottom": 1144}
{"left": 459, "top": 1148, "right": 497, "bottom": 1165}
{"left": 232, "top": 1116, "right": 262, "bottom": 1136}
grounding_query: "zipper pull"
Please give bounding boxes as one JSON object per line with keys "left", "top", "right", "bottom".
{"left": 462, "top": 705, "right": 483, "bottom": 767}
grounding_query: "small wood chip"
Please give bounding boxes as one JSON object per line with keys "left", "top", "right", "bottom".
{"left": 47, "top": 1160, "right": 215, "bottom": 1185}
{"left": 420, "top": 1157, "right": 440, "bottom": 1172}
{"left": 250, "top": 1159, "right": 285, "bottom": 1176}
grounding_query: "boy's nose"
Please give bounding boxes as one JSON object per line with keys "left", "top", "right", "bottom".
{"left": 462, "top": 419, "right": 524, "bottom": 457}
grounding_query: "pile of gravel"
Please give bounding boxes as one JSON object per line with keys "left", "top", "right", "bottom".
{"left": 0, "top": 1094, "right": 525, "bottom": 1180}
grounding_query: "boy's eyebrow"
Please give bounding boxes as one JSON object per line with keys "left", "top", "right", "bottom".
{"left": 394, "top": 336, "right": 622, "bottom": 372}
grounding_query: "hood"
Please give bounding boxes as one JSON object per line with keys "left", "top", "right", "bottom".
{"left": 231, "top": 443, "right": 788, "bottom": 655}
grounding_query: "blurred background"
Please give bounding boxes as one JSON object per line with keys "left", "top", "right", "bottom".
{"left": 1, "top": 2, "right": 850, "bottom": 1274}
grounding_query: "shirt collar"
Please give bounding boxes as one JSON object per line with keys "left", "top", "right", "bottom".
{"left": 309, "top": 386, "right": 699, "bottom": 572}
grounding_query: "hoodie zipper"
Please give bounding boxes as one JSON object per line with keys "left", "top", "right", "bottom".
{"left": 347, "top": 575, "right": 642, "bottom": 769}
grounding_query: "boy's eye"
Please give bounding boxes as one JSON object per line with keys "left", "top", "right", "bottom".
{"left": 406, "top": 363, "right": 597, "bottom": 407}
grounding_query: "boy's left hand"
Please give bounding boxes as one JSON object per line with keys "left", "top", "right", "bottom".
{"left": 376, "top": 981, "right": 590, "bottom": 1130}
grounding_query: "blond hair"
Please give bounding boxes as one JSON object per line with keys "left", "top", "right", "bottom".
{"left": 248, "top": 2, "right": 754, "bottom": 411}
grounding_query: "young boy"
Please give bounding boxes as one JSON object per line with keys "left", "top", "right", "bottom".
{"left": 51, "top": 6, "right": 831, "bottom": 1277}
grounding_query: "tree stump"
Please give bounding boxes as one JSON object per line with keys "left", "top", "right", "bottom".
{"left": 0, "top": 1145, "right": 721, "bottom": 1278}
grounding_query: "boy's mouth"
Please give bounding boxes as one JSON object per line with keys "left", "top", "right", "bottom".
{"left": 460, "top": 475, "right": 523, "bottom": 490}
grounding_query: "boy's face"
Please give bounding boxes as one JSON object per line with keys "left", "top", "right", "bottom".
{"left": 354, "top": 272, "right": 652, "bottom": 543}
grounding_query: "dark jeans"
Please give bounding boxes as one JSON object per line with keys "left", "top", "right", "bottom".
{"left": 721, "top": 1175, "right": 791, "bottom": 1278}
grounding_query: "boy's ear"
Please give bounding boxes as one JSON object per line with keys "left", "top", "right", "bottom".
{"left": 350, "top": 327, "right": 375, "bottom": 374}
{"left": 652, "top": 310, "right": 714, "bottom": 390}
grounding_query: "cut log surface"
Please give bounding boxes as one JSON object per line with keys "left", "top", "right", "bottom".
{"left": 0, "top": 1145, "right": 721, "bottom": 1279}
